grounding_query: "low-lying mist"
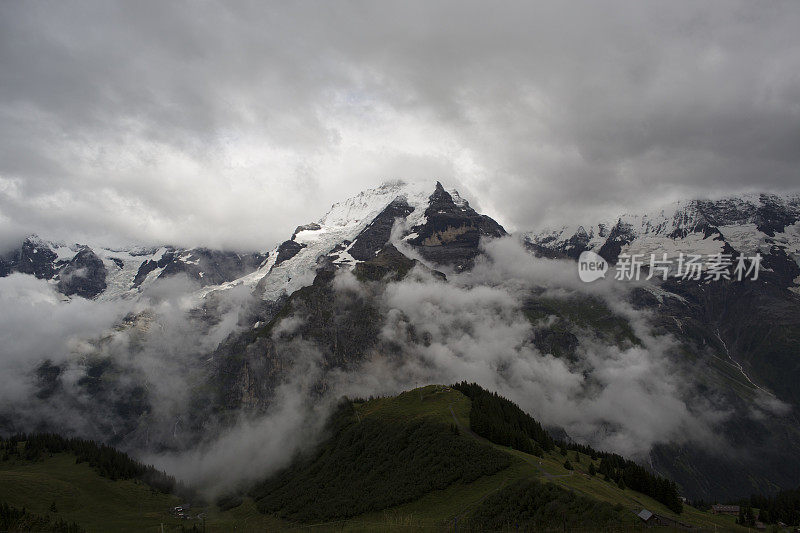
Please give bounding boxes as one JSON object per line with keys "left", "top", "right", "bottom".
{"left": 0, "top": 237, "right": 763, "bottom": 497}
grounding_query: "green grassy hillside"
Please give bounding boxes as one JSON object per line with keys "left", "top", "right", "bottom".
{"left": 1, "top": 385, "right": 758, "bottom": 532}
{"left": 0, "top": 454, "right": 183, "bottom": 532}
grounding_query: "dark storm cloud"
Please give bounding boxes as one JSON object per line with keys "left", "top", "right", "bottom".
{"left": 1, "top": 1, "right": 799, "bottom": 248}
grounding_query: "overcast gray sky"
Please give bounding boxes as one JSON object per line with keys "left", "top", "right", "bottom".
{"left": 1, "top": 1, "right": 799, "bottom": 250}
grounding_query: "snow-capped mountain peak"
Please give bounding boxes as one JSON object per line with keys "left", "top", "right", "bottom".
{"left": 246, "top": 179, "right": 490, "bottom": 301}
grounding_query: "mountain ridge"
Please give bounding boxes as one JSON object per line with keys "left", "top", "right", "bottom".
{"left": 525, "top": 193, "right": 800, "bottom": 286}
{"left": 7, "top": 186, "right": 799, "bottom": 300}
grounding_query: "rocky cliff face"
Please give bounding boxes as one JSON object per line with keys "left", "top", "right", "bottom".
{"left": 0, "top": 237, "right": 59, "bottom": 279}
{"left": 56, "top": 246, "right": 108, "bottom": 299}
{"left": 639, "top": 276, "right": 800, "bottom": 499}
{"left": 348, "top": 197, "right": 415, "bottom": 261}
{"left": 406, "top": 182, "right": 507, "bottom": 271}
{"left": 137, "top": 248, "right": 267, "bottom": 287}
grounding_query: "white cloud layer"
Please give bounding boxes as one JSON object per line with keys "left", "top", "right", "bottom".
{"left": 363, "top": 238, "right": 726, "bottom": 458}
{"left": 0, "top": 237, "right": 742, "bottom": 494}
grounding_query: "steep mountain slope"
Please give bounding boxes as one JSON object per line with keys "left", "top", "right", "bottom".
{"left": 524, "top": 193, "right": 800, "bottom": 500}
{"left": 207, "top": 180, "right": 507, "bottom": 412}
{"left": 524, "top": 194, "right": 800, "bottom": 418}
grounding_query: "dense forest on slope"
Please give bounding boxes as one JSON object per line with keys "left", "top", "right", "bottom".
{"left": 250, "top": 401, "right": 511, "bottom": 521}
{"left": 452, "top": 381, "right": 555, "bottom": 454}
{"left": 464, "top": 478, "right": 634, "bottom": 531}
{"left": 452, "top": 381, "right": 683, "bottom": 514}
{"left": 596, "top": 454, "right": 683, "bottom": 514}
{"left": 0, "top": 501, "right": 84, "bottom": 533}
{"left": 736, "top": 485, "right": 800, "bottom": 525}
{"left": 0, "top": 433, "right": 179, "bottom": 495}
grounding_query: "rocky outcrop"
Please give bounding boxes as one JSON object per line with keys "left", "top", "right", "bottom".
{"left": 274, "top": 240, "right": 306, "bottom": 267}
{"left": 353, "top": 243, "right": 445, "bottom": 282}
{"left": 292, "top": 223, "right": 322, "bottom": 237}
{"left": 526, "top": 226, "right": 593, "bottom": 260}
{"left": 56, "top": 246, "right": 107, "bottom": 299}
{"left": 133, "top": 249, "right": 176, "bottom": 287}
{"left": 0, "top": 237, "right": 59, "bottom": 279}
{"left": 159, "top": 248, "right": 267, "bottom": 286}
{"left": 408, "top": 182, "right": 506, "bottom": 271}
{"left": 694, "top": 193, "right": 800, "bottom": 237}
{"left": 348, "top": 197, "right": 415, "bottom": 261}
{"left": 597, "top": 220, "right": 637, "bottom": 264}
{"left": 134, "top": 248, "right": 267, "bottom": 288}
